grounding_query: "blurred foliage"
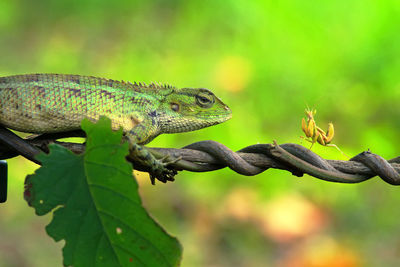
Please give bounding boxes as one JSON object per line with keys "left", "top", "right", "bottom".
{"left": 1, "top": 0, "right": 400, "bottom": 266}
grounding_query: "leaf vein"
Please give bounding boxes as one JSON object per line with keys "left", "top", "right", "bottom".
{"left": 85, "top": 160, "right": 133, "bottom": 177}
{"left": 89, "top": 183, "right": 140, "bottom": 205}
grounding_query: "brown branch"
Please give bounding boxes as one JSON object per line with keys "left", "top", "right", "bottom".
{"left": 0, "top": 125, "right": 399, "bottom": 185}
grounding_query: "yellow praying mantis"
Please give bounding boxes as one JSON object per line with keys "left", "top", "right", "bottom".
{"left": 301, "top": 108, "right": 348, "bottom": 157}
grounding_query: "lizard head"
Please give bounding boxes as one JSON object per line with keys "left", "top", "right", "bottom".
{"left": 158, "top": 88, "right": 232, "bottom": 133}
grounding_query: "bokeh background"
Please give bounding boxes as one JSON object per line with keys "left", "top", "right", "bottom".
{"left": 1, "top": 0, "right": 400, "bottom": 266}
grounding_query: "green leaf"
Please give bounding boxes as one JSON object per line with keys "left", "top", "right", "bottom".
{"left": 25, "top": 117, "right": 182, "bottom": 267}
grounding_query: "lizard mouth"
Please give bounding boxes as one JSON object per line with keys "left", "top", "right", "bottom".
{"left": 197, "top": 107, "right": 232, "bottom": 122}
{"left": 218, "top": 112, "right": 232, "bottom": 122}
{"left": 160, "top": 111, "right": 232, "bottom": 134}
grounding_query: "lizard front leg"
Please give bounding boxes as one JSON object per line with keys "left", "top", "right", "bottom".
{"left": 126, "top": 123, "right": 178, "bottom": 184}
{"left": 129, "top": 144, "right": 177, "bottom": 184}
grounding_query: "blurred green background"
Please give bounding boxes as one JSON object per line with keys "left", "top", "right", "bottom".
{"left": 1, "top": 0, "right": 400, "bottom": 266}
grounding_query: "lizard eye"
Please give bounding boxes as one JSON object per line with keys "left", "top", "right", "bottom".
{"left": 195, "top": 92, "right": 215, "bottom": 108}
{"left": 171, "top": 103, "right": 180, "bottom": 112}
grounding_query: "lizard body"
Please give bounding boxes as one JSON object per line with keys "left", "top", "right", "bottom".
{"left": 0, "top": 73, "right": 232, "bottom": 183}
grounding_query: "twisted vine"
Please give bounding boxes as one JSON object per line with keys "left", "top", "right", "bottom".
{"left": 0, "top": 126, "right": 398, "bottom": 185}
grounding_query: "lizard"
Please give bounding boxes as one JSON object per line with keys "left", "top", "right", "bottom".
{"left": 0, "top": 73, "right": 232, "bottom": 184}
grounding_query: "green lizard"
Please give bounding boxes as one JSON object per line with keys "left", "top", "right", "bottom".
{"left": 0, "top": 73, "right": 232, "bottom": 183}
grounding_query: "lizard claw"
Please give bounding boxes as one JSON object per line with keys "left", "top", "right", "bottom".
{"left": 149, "top": 155, "right": 181, "bottom": 185}
{"left": 129, "top": 144, "right": 181, "bottom": 185}
{"left": 149, "top": 168, "right": 177, "bottom": 185}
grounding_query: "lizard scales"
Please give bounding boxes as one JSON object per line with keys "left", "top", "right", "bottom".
{"left": 0, "top": 74, "right": 232, "bottom": 145}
